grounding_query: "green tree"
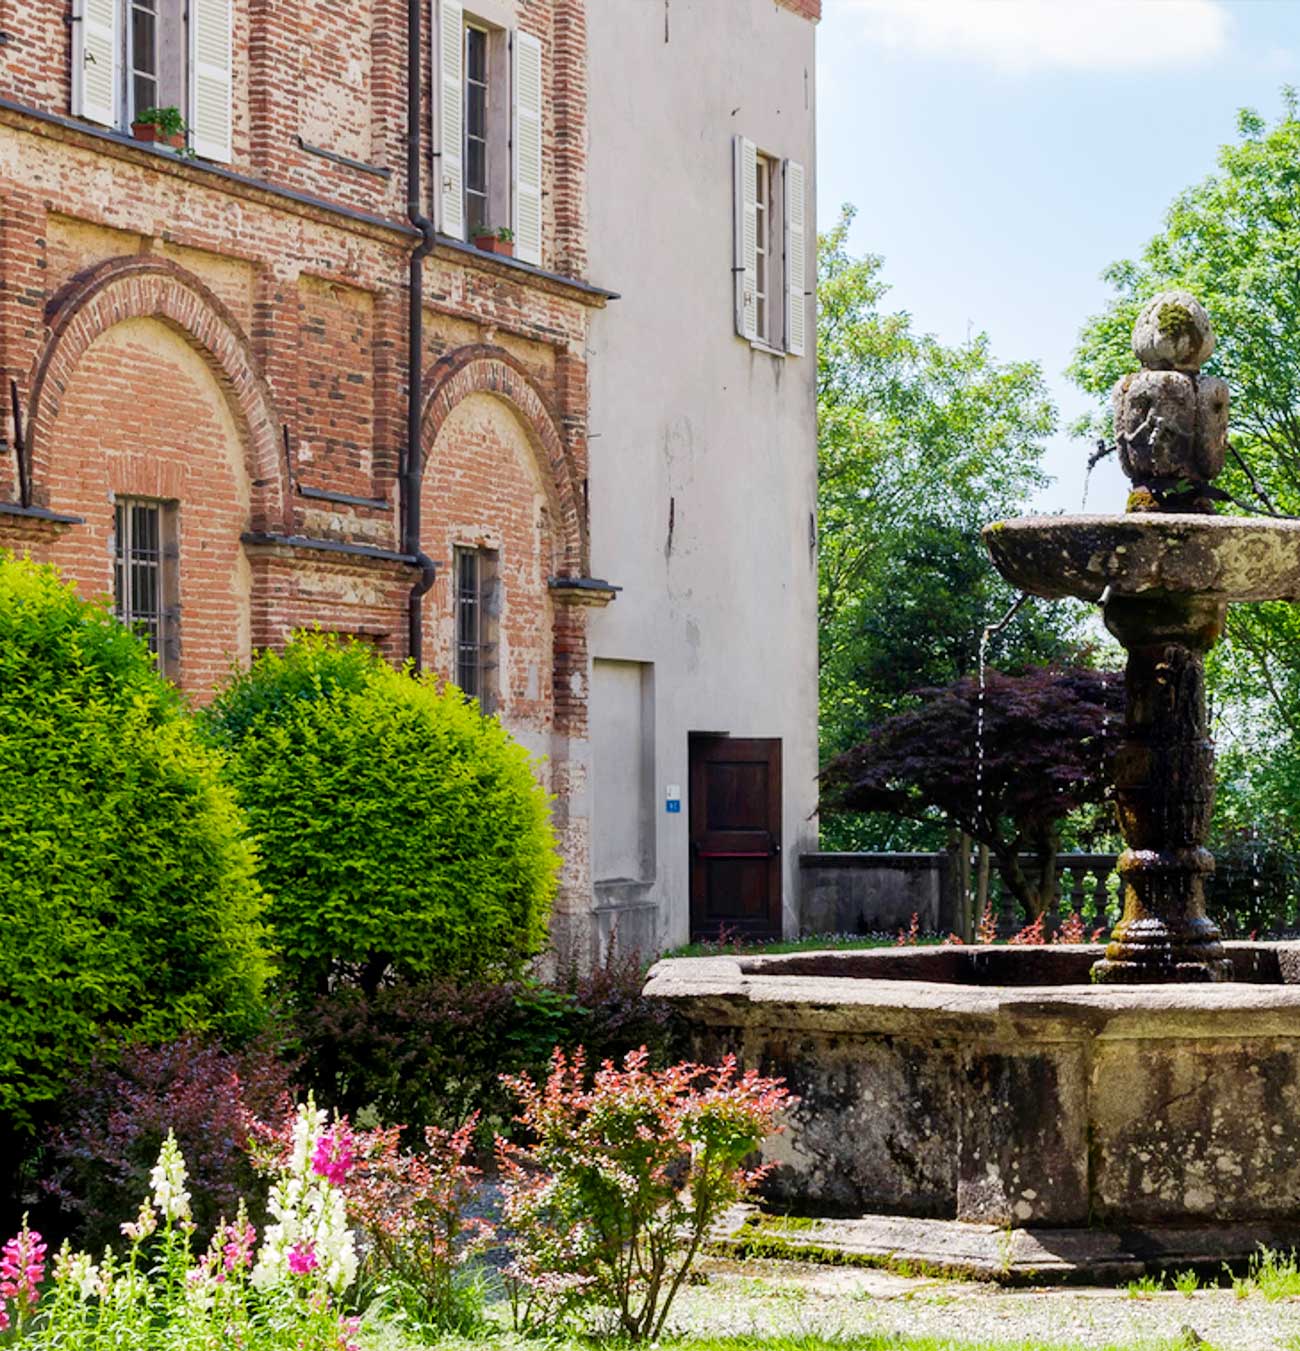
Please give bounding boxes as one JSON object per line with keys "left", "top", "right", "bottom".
{"left": 0, "top": 556, "right": 267, "bottom": 1138}
{"left": 206, "top": 634, "right": 559, "bottom": 998}
{"left": 1069, "top": 94, "right": 1300, "bottom": 846}
{"left": 818, "top": 207, "right": 1083, "bottom": 848}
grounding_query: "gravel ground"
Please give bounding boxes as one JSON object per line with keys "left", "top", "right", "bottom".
{"left": 662, "top": 1256, "right": 1300, "bottom": 1348}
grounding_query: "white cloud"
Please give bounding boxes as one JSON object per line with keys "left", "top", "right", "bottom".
{"left": 843, "top": 0, "right": 1232, "bottom": 73}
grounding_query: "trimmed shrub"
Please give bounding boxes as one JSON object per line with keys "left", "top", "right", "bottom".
{"left": 206, "top": 634, "right": 559, "bottom": 996}
{"left": 0, "top": 556, "right": 268, "bottom": 1136}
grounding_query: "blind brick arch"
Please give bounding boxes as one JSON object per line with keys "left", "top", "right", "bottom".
{"left": 420, "top": 345, "right": 586, "bottom": 577}
{"left": 27, "top": 256, "right": 287, "bottom": 531}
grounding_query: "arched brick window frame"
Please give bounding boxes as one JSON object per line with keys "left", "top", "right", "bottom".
{"left": 27, "top": 256, "right": 286, "bottom": 530}
{"left": 420, "top": 345, "right": 586, "bottom": 575}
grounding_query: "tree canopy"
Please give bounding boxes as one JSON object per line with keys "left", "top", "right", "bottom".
{"left": 1069, "top": 95, "right": 1300, "bottom": 847}
{"left": 820, "top": 668, "right": 1123, "bottom": 918}
{"left": 817, "top": 207, "right": 1090, "bottom": 848}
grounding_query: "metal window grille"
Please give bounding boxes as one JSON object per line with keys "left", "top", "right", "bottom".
{"left": 465, "top": 25, "right": 490, "bottom": 238}
{"left": 129, "top": 0, "right": 160, "bottom": 122}
{"left": 455, "top": 546, "right": 498, "bottom": 709}
{"left": 114, "top": 499, "right": 177, "bottom": 675}
{"left": 455, "top": 545, "right": 483, "bottom": 698}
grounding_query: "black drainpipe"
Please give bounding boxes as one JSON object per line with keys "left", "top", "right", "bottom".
{"left": 405, "top": 0, "right": 438, "bottom": 669}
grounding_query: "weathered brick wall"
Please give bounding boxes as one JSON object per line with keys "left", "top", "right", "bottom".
{"left": 0, "top": 2, "right": 602, "bottom": 769}
{"left": 0, "top": 0, "right": 640, "bottom": 953}
{"left": 0, "top": 0, "right": 588, "bottom": 249}
{"left": 36, "top": 319, "right": 254, "bottom": 694}
{"left": 422, "top": 392, "right": 557, "bottom": 737}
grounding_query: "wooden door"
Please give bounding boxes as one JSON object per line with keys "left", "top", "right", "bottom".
{"left": 689, "top": 736, "right": 782, "bottom": 941}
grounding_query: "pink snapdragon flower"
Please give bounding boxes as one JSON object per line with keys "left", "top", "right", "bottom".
{"left": 311, "top": 1124, "right": 355, "bottom": 1187}
{"left": 287, "top": 1240, "right": 319, "bottom": 1276}
{"left": 0, "top": 1218, "right": 47, "bottom": 1315}
{"left": 222, "top": 1218, "right": 257, "bottom": 1273}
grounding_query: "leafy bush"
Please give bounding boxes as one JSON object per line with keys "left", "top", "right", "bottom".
{"left": 296, "top": 976, "right": 574, "bottom": 1139}
{"left": 293, "top": 946, "right": 679, "bottom": 1142}
{"left": 346, "top": 1116, "right": 493, "bottom": 1333}
{"left": 497, "top": 1048, "right": 793, "bottom": 1341}
{"left": 206, "top": 634, "right": 559, "bottom": 996}
{"left": 0, "top": 556, "right": 267, "bottom": 1137}
{"left": 43, "top": 1036, "right": 295, "bottom": 1250}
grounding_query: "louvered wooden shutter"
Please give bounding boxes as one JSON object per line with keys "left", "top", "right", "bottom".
{"left": 190, "top": 0, "right": 233, "bottom": 162}
{"left": 783, "top": 158, "right": 808, "bottom": 357}
{"left": 72, "top": 0, "right": 120, "bottom": 127}
{"left": 512, "top": 29, "right": 544, "bottom": 267}
{"left": 733, "top": 136, "right": 758, "bottom": 341}
{"left": 437, "top": 0, "right": 466, "bottom": 239}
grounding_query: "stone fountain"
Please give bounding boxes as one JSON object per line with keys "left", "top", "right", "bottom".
{"left": 646, "top": 295, "right": 1300, "bottom": 1278}
{"left": 986, "top": 291, "right": 1300, "bottom": 985}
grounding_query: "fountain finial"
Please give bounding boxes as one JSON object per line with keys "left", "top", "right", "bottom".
{"left": 1112, "top": 289, "right": 1229, "bottom": 512}
{"left": 1131, "top": 290, "right": 1214, "bottom": 371}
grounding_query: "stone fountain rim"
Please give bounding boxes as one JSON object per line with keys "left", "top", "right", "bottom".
{"left": 644, "top": 943, "right": 1300, "bottom": 1034}
{"left": 982, "top": 512, "right": 1300, "bottom": 603}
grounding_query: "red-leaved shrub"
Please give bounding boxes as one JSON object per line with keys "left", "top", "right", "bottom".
{"left": 496, "top": 1048, "right": 792, "bottom": 1341}
{"left": 43, "top": 1036, "right": 293, "bottom": 1248}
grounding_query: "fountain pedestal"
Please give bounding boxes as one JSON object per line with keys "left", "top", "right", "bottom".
{"left": 1094, "top": 594, "right": 1232, "bottom": 982}
{"left": 985, "top": 291, "right": 1281, "bottom": 983}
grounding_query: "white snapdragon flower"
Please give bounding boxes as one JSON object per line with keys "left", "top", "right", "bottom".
{"left": 252, "top": 1101, "right": 357, "bottom": 1295}
{"left": 149, "top": 1130, "right": 192, "bottom": 1224}
{"left": 52, "top": 1244, "right": 100, "bottom": 1302}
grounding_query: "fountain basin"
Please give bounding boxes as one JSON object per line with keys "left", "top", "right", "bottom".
{"left": 646, "top": 946, "right": 1300, "bottom": 1233}
{"left": 983, "top": 513, "right": 1300, "bottom": 603}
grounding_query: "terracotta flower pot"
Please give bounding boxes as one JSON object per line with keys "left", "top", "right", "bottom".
{"left": 131, "top": 122, "right": 186, "bottom": 150}
{"left": 472, "top": 235, "right": 515, "bottom": 257}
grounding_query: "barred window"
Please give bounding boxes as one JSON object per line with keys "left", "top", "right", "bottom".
{"left": 454, "top": 545, "right": 498, "bottom": 711}
{"left": 114, "top": 499, "right": 180, "bottom": 679}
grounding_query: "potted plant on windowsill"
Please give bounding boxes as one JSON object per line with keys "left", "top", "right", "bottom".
{"left": 472, "top": 226, "right": 515, "bottom": 258}
{"left": 130, "top": 106, "right": 188, "bottom": 150}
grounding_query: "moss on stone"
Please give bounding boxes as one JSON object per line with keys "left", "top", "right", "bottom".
{"left": 1156, "top": 302, "right": 1197, "bottom": 343}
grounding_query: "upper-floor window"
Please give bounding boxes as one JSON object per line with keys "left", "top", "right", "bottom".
{"left": 435, "top": 1, "right": 544, "bottom": 267}
{"left": 733, "top": 137, "right": 808, "bottom": 357}
{"left": 128, "top": 0, "right": 163, "bottom": 123}
{"left": 753, "top": 152, "right": 775, "bottom": 344}
{"left": 114, "top": 497, "right": 181, "bottom": 680}
{"left": 464, "top": 24, "right": 492, "bottom": 239}
{"left": 71, "top": 0, "right": 233, "bottom": 164}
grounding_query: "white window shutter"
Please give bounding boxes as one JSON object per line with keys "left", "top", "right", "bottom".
{"left": 437, "top": 0, "right": 466, "bottom": 240}
{"left": 784, "top": 158, "right": 808, "bottom": 357}
{"left": 512, "top": 29, "right": 544, "bottom": 267}
{"left": 733, "top": 136, "right": 758, "bottom": 341}
{"left": 72, "top": 0, "right": 121, "bottom": 127}
{"left": 190, "top": 0, "right": 233, "bottom": 162}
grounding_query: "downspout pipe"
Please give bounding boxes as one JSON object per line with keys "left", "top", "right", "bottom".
{"left": 406, "top": 0, "right": 437, "bottom": 669}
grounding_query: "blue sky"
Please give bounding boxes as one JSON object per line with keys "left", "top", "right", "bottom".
{"left": 816, "top": 0, "right": 1300, "bottom": 513}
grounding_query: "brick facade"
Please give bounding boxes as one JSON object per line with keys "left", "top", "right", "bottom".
{"left": 775, "top": 0, "right": 822, "bottom": 19}
{"left": 0, "top": 0, "right": 817, "bottom": 957}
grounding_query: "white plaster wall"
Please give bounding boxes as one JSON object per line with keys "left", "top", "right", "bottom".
{"left": 586, "top": 0, "right": 819, "bottom": 950}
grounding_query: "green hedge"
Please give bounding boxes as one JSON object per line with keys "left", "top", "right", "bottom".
{"left": 206, "top": 634, "right": 559, "bottom": 996}
{"left": 0, "top": 556, "right": 268, "bottom": 1131}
